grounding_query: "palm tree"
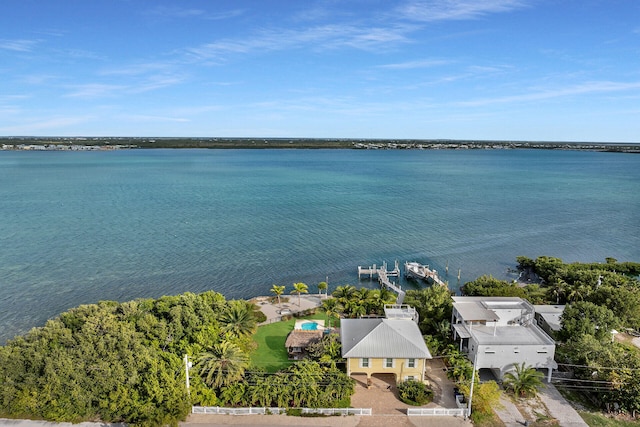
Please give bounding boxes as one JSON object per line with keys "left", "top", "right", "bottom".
{"left": 503, "top": 362, "right": 545, "bottom": 398}
{"left": 322, "top": 297, "right": 340, "bottom": 328}
{"left": 333, "top": 284, "right": 357, "bottom": 302}
{"left": 291, "top": 282, "right": 308, "bottom": 306}
{"left": 197, "top": 341, "right": 249, "bottom": 388}
{"left": 220, "top": 300, "right": 257, "bottom": 338}
{"left": 317, "top": 281, "right": 328, "bottom": 297}
{"left": 270, "top": 284, "right": 286, "bottom": 306}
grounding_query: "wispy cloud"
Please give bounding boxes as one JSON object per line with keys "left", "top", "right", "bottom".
{"left": 398, "top": 0, "right": 528, "bottom": 22}
{"left": 146, "top": 6, "right": 207, "bottom": 18}
{"left": 378, "top": 59, "right": 452, "bottom": 69}
{"left": 185, "top": 23, "right": 412, "bottom": 61}
{"left": 145, "top": 6, "right": 244, "bottom": 21}
{"left": 0, "top": 116, "right": 92, "bottom": 133}
{"left": 130, "top": 75, "right": 185, "bottom": 93}
{"left": 0, "top": 38, "right": 40, "bottom": 52}
{"left": 457, "top": 80, "right": 640, "bottom": 106}
{"left": 125, "top": 114, "right": 190, "bottom": 123}
{"left": 64, "top": 84, "right": 127, "bottom": 98}
{"left": 100, "top": 62, "right": 176, "bottom": 77}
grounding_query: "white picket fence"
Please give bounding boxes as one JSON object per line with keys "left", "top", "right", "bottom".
{"left": 192, "top": 406, "right": 371, "bottom": 416}
{"left": 407, "top": 407, "right": 468, "bottom": 417}
{"left": 303, "top": 408, "right": 371, "bottom": 416}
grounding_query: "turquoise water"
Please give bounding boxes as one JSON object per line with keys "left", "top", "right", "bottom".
{"left": 0, "top": 148, "right": 638, "bottom": 343}
{"left": 301, "top": 322, "right": 319, "bottom": 331}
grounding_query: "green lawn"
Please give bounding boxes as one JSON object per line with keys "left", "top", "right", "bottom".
{"left": 250, "top": 313, "right": 331, "bottom": 372}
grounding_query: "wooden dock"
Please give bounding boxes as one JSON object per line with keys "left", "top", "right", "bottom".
{"left": 358, "top": 261, "right": 406, "bottom": 304}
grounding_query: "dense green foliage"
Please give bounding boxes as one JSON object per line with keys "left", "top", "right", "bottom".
{"left": 215, "top": 360, "right": 354, "bottom": 408}
{"left": 443, "top": 347, "right": 500, "bottom": 423}
{"left": 397, "top": 379, "right": 434, "bottom": 405}
{"left": 0, "top": 290, "right": 354, "bottom": 425}
{"left": 323, "top": 285, "right": 396, "bottom": 320}
{"left": 515, "top": 256, "right": 640, "bottom": 417}
{"left": 306, "top": 333, "right": 342, "bottom": 364}
{"left": 461, "top": 274, "right": 548, "bottom": 303}
{"left": 0, "top": 291, "right": 231, "bottom": 425}
{"left": 404, "top": 285, "right": 454, "bottom": 337}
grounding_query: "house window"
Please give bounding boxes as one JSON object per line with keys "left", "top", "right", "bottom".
{"left": 361, "top": 358, "right": 369, "bottom": 368}
{"left": 407, "top": 358, "right": 416, "bottom": 368}
{"left": 385, "top": 358, "right": 394, "bottom": 368}
{"left": 405, "top": 375, "right": 416, "bottom": 381}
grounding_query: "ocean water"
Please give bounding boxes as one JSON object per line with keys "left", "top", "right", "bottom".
{"left": 0, "top": 148, "right": 638, "bottom": 343}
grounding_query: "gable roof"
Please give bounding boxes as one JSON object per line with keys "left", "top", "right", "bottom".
{"left": 341, "top": 318, "right": 431, "bottom": 359}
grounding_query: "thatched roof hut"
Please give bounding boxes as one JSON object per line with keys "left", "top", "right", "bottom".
{"left": 285, "top": 330, "right": 323, "bottom": 359}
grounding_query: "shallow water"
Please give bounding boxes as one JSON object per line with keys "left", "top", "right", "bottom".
{"left": 0, "top": 148, "right": 638, "bottom": 343}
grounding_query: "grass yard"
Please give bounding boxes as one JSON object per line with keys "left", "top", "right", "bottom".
{"left": 250, "top": 313, "right": 331, "bottom": 372}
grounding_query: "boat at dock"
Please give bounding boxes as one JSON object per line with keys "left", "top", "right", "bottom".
{"left": 404, "top": 261, "right": 447, "bottom": 286}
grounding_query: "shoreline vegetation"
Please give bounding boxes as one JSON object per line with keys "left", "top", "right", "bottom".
{"left": 1, "top": 254, "right": 640, "bottom": 425}
{"left": 1, "top": 136, "right": 639, "bottom": 152}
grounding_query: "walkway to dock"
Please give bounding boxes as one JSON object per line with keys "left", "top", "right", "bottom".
{"left": 358, "top": 261, "right": 406, "bottom": 304}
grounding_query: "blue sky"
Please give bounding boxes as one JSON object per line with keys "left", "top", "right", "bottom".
{"left": 1, "top": 0, "right": 639, "bottom": 142}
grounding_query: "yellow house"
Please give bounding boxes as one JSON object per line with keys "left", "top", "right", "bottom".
{"left": 341, "top": 305, "right": 432, "bottom": 382}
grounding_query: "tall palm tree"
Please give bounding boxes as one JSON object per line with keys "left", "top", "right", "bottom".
{"left": 291, "top": 282, "right": 308, "bottom": 306}
{"left": 220, "top": 300, "right": 257, "bottom": 338}
{"left": 322, "top": 297, "right": 340, "bottom": 328}
{"left": 270, "top": 284, "right": 286, "bottom": 306}
{"left": 317, "top": 281, "right": 328, "bottom": 297}
{"left": 197, "top": 341, "right": 249, "bottom": 388}
{"left": 503, "top": 362, "right": 545, "bottom": 398}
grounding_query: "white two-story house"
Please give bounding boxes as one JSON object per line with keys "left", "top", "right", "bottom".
{"left": 451, "top": 296, "right": 557, "bottom": 382}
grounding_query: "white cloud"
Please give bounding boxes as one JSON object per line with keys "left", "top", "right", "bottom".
{"left": 124, "top": 114, "right": 190, "bottom": 123}
{"left": 0, "top": 38, "right": 39, "bottom": 52}
{"left": 378, "top": 59, "right": 452, "bottom": 69}
{"left": 0, "top": 116, "right": 93, "bottom": 133}
{"left": 184, "top": 23, "right": 413, "bottom": 61}
{"left": 457, "top": 80, "right": 640, "bottom": 106}
{"left": 145, "top": 6, "right": 244, "bottom": 21}
{"left": 64, "top": 84, "right": 126, "bottom": 98}
{"left": 398, "top": 0, "right": 528, "bottom": 22}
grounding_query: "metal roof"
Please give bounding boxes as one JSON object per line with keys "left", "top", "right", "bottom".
{"left": 453, "top": 303, "right": 500, "bottom": 322}
{"left": 341, "top": 318, "right": 432, "bottom": 359}
{"left": 453, "top": 323, "right": 472, "bottom": 339}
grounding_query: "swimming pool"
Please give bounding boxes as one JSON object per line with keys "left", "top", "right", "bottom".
{"left": 300, "top": 322, "right": 319, "bottom": 331}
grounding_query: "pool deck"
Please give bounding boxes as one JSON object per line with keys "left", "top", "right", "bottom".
{"left": 251, "top": 294, "right": 325, "bottom": 325}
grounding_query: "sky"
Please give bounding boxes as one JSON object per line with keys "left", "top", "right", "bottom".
{"left": 1, "top": 0, "right": 639, "bottom": 142}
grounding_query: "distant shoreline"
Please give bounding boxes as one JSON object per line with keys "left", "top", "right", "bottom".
{"left": 1, "top": 137, "right": 639, "bottom": 153}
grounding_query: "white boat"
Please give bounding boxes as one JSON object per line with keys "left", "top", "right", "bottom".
{"left": 404, "top": 261, "right": 429, "bottom": 280}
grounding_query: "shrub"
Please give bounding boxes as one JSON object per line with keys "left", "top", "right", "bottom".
{"left": 397, "top": 379, "right": 434, "bottom": 405}
{"left": 252, "top": 309, "right": 267, "bottom": 323}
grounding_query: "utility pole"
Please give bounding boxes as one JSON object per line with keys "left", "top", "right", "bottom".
{"left": 467, "top": 349, "right": 478, "bottom": 418}
{"left": 184, "top": 354, "right": 192, "bottom": 396}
